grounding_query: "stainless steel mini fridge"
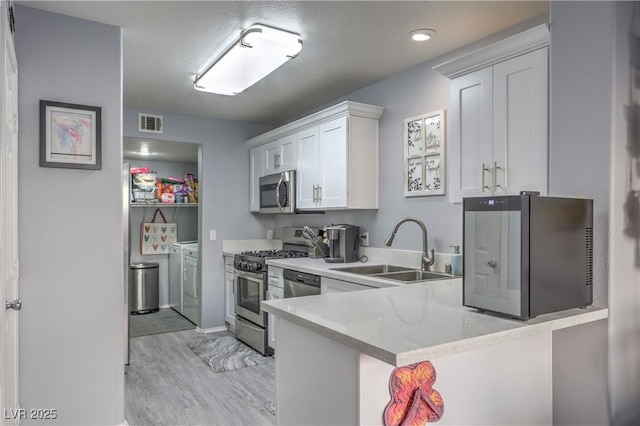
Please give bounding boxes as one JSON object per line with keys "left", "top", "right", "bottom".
{"left": 463, "top": 193, "right": 593, "bottom": 320}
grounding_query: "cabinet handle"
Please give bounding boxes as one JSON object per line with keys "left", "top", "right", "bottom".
{"left": 276, "top": 153, "right": 281, "bottom": 168}
{"left": 481, "top": 163, "right": 492, "bottom": 192}
{"left": 317, "top": 185, "right": 322, "bottom": 201}
{"left": 312, "top": 185, "right": 318, "bottom": 202}
{"left": 493, "top": 161, "right": 502, "bottom": 191}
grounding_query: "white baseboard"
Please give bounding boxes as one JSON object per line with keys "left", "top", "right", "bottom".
{"left": 196, "top": 325, "right": 227, "bottom": 334}
{"left": 159, "top": 304, "right": 171, "bottom": 309}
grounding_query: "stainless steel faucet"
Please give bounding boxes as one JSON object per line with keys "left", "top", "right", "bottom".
{"left": 384, "top": 217, "right": 435, "bottom": 272}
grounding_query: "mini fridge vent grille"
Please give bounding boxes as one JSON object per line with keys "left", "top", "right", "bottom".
{"left": 585, "top": 227, "right": 593, "bottom": 285}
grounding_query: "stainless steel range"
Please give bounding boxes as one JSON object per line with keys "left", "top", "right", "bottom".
{"left": 233, "top": 227, "right": 314, "bottom": 355}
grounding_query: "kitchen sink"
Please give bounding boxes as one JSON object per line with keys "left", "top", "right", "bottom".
{"left": 374, "top": 270, "right": 452, "bottom": 282}
{"left": 331, "top": 264, "right": 453, "bottom": 283}
{"left": 330, "top": 264, "right": 414, "bottom": 275}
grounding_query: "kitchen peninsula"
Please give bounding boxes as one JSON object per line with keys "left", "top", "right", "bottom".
{"left": 261, "top": 257, "right": 608, "bottom": 426}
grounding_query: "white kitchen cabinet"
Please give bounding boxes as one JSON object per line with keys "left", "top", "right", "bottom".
{"left": 265, "top": 134, "right": 297, "bottom": 175}
{"left": 224, "top": 255, "right": 235, "bottom": 329}
{"left": 246, "top": 101, "right": 384, "bottom": 212}
{"left": 249, "top": 145, "right": 265, "bottom": 212}
{"left": 435, "top": 24, "right": 550, "bottom": 203}
{"left": 295, "top": 126, "right": 320, "bottom": 209}
{"left": 267, "top": 266, "right": 285, "bottom": 350}
{"left": 296, "top": 114, "right": 379, "bottom": 210}
{"left": 321, "top": 276, "right": 374, "bottom": 294}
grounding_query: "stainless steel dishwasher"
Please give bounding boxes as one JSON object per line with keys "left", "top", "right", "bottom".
{"left": 283, "top": 269, "right": 321, "bottom": 298}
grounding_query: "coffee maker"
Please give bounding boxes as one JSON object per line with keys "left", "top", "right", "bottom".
{"left": 324, "top": 224, "right": 360, "bottom": 263}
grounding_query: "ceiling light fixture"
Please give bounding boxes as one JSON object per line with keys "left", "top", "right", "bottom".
{"left": 194, "top": 24, "right": 303, "bottom": 96}
{"left": 138, "top": 144, "right": 151, "bottom": 156}
{"left": 409, "top": 28, "right": 437, "bottom": 42}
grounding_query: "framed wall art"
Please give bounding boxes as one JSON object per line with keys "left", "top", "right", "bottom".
{"left": 403, "top": 109, "right": 445, "bottom": 197}
{"left": 39, "top": 100, "right": 102, "bottom": 170}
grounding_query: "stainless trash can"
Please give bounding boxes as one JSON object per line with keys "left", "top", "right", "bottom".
{"left": 130, "top": 262, "right": 159, "bottom": 314}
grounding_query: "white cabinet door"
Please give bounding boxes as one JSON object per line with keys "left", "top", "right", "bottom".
{"left": 449, "top": 67, "right": 493, "bottom": 202}
{"left": 169, "top": 246, "right": 182, "bottom": 312}
{"left": 267, "top": 284, "right": 283, "bottom": 350}
{"left": 296, "top": 126, "right": 320, "bottom": 209}
{"left": 249, "top": 146, "right": 265, "bottom": 212}
{"left": 318, "top": 116, "right": 348, "bottom": 208}
{"left": 265, "top": 135, "right": 297, "bottom": 175}
{"left": 321, "top": 277, "right": 373, "bottom": 294}
{"left": 278, "top": 134, "right": 297, "bottom": 172}
{"left": 183, "top": 255, "right": 198, "bottom": 324}
{"left": 264, "top": 140, "right": 279, "bottom": 176}
{"left": 224, "top": 257, "right": 235, "bottom": 327}
{"left": 492, "top": 48, "right": 548, "bottom": 196}
{"left": 448, "top": 48, "right": 548, "bottom": 203}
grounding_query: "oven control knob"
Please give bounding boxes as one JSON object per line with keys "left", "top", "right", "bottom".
{"left": 254, "top": 263, "right": 263, "bottom": 272}
{"left": 241, "top": 261, "right": 248, "bottom": 270}
{"left": 249, "top": 262, "right": 258, "bottom": 272}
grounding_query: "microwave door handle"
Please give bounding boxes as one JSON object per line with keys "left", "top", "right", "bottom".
{"left": 276, "top": 176, "right": 285, "bottom": 212}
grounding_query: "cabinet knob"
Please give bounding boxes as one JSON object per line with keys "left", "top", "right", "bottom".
{"left": 487, "top": 260, "right": 498, "bottom": 268}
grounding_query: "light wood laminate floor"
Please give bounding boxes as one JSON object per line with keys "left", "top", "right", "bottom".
{"left": 125, "top": 329, "right": 276, "bottom": 426}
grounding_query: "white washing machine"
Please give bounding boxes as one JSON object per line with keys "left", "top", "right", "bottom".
{"left": 182, "top": 243, "right": 199, "bottom": 324}
{"left": 169, "top": 241, "right": 197, "bottom": 315}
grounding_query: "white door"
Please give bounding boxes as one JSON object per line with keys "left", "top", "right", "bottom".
{"left": 182, "top": 254, "right": 198, "bottom": 324}
{"left": 277, "top": 134, "right": 297, "bottom": 172}
{"left": 249, "top": 146, "right": 264, "bottom": 212}
{"left": 224, "top": 257, "right": 235, "bottom": 327}
{"left": 318, "top": 116, "right": 348, "bottom": 208}
{"left": 267, "top": 285, "right": 283, "bottom": 350}
{"left": 448, "top": 67, "right": 493, "bottom": 202}
{"left": 264, "top": 140, "right": 279, "bottom": 175}
{"left": 0, "top": 1, "right": 19, "bottom": 420}
{"left": 296, "top": 126, "right": 320, "bottom": 209}
{"left": 492, "top": 48, "right": 548, "bottom": 196}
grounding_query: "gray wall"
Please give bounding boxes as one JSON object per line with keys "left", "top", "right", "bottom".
{"left": 549, "top": 1, "right": 612, "bottom": 309}
{"left": 16, "top": 6, "right": 123, "bottom": 425}
{"left": 274, "top": 44, "right": 459, "bottom": 254}
{"left": 129, "top": 160, "right": 198, "bottom": 307}
{"left": 124, "top": 108, "right": 274, "bottom": 328}
{"left": 609, "top": 1, "right": 640, "bottom": 424}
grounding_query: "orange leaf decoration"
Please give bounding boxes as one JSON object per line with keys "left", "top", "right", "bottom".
{"left": 384, "top": 361, "right": 444, "bottom": 425}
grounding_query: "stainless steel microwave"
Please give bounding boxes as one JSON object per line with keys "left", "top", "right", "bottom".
{"left": 463, "top": 193, "right": 593, "bottom": 320}
{"left": 259, "top": 171, "right": 295, "bottom": 214}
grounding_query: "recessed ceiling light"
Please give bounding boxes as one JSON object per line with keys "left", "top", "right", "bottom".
{"left": 138, "top": 144, "right": 151, "bottom": 156}
{"left": 409, "top": 29, "right": 437, "bottom": 42}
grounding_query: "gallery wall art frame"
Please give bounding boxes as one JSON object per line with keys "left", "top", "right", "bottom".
{"left": 39, "top": 100, "right": 102, "bottom": 170}
{"left": 403, "top": 109, "right": 445, "bottom": 197}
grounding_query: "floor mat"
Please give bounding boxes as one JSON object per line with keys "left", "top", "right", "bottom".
{"left": 187, "top": 335, "right": 272, "bottom": 373}
{"left": 129, "top": 308, "right": 194, "bottom": 338}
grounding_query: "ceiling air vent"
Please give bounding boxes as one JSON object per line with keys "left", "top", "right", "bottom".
{"left": 138, "top": 113, "right": 163, "bottom": 134}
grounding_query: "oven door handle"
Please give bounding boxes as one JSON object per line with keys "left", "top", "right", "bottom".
{"left": 234, "top": 270, "right": 264, "bottom": 284}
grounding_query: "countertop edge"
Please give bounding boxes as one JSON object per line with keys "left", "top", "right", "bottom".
{"left": 262, "top": 299, "right": 608, "bottom": 367}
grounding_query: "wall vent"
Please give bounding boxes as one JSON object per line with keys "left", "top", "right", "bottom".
{"left": 138, "top": 113, "right": 163, "bottom": 134}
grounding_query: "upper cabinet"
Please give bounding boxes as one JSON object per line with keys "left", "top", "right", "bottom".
{"left": 247, "top": 101, "right": 384, "bottom": 212}
{"left": 434, "top": 24, "right": 550, "bottom": 203}
{"left": 264, "top": 134, "right": 297, "bottom": 175}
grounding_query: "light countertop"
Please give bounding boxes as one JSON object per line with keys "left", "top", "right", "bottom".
{"left": 261, "top": 258, "right": 608, "bottom": 367}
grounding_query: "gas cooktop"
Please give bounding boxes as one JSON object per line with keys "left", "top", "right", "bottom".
{"left": 234, "top": 249, "right": 308, "bottom": 273}
{"left": 239, "top": 249, "right": 308, "bottom": 259}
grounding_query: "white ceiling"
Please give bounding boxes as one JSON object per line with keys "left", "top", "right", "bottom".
{"left": 18, "top": 1, "right": 549, "bottom": 126}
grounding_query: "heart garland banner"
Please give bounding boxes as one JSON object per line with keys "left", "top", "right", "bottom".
{"left": 140, "top": 208, "right": 177, "bottom": 255}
